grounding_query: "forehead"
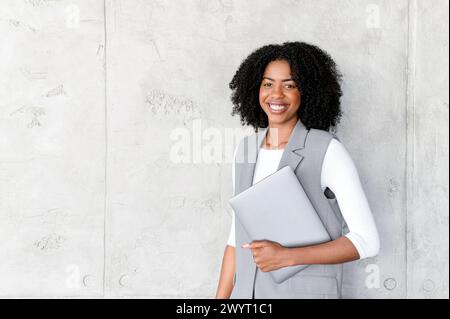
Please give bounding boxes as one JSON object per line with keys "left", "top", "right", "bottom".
{"left": 263, "top": 60, "right": 292, "bottom": 77}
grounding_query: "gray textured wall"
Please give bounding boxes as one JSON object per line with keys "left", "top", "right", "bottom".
{"left": 0, "top": 0, "right": 448, "bottom": 298}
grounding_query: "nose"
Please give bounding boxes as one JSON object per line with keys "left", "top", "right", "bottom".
{"left": 270, "top": 84, "right": 284, "bottom": 98}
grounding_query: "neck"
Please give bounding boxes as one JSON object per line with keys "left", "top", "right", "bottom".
{"left": 266, "top": 117, "right": 298, "bottom": 147}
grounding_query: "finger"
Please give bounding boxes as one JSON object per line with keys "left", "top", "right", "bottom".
{"left": 248, "top": 241, "right": 267, "bottom": 249}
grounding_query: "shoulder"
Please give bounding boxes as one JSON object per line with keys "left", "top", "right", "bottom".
{"left": 306, "top": 128, "right": 339, "bottom": 152}
{"left": 235, "top": 128, "right": 263, "bottom": 153}
{"left": 233, "top": 130, "right": 260, "bottom": 164}
{"left": 309, "top": 128, "right": 338, "bottom": 141}
{"left": 235, "top": 132, "right": 255, "bottom": 152}
{"left": 326, "top": 137, "right": 349, "bottom": 157}
{"left": 323, "top": 137, "right": 357, "bottom": 172}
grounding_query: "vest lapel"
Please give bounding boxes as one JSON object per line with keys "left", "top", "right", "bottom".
{"left": 237, "top": 119, "right": 308, "bottom": 193}
{"left": 277, "top": 119, "right": 308, "bottom": 172}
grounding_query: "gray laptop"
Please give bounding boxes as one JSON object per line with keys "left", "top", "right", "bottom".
{"left": 229, "top": 165, "right": 331, "bottom": 284}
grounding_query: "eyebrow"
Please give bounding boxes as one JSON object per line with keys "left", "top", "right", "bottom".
{"left": 262, "top": 77, "right": 295, "bottom": 82}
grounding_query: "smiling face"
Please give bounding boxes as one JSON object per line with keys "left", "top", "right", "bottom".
{"left": 259, "top": 60, "right": 301, "bottom": 126}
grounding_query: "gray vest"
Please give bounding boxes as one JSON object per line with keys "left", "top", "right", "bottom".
{"left": 230, "top": 119, "right": 347, "bottom": 299}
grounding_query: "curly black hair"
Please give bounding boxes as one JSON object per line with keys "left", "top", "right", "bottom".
{"left": 229, "top": 42, "right": 343, "bottom": 132}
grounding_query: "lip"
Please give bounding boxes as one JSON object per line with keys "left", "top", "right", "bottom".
{"left": 267, "top": 102, "right": 289, "bottom": 115}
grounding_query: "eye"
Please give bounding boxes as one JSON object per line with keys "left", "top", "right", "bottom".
{"left": 262, "top": 82, "right": 272, "bottom": 88}
{"left": 284, "top": 83, "right": 297, "bottom": 89}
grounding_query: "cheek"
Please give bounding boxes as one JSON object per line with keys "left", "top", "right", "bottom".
{"left": 259, "top": 89, "right": 268, "bottom": 105}
{"left": 290, "top": 92, "right": 301, "bottom": 108}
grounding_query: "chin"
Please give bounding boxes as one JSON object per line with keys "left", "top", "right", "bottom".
{"left": 267, "top": 115, "right": 291, "bottom": 124}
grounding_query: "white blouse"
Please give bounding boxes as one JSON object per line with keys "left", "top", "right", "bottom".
{"left": 226, "top": 138, "right": 380, "bottom": 260}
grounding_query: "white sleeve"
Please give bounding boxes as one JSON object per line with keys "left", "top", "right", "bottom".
{"left": 226, "top": 210, "right": 236, "bottom": 247}
{"left": 226, "top": 143, "right": 238, "bottom": 247}
{"left": 321, "top": 139, "right": 380, "bottom": 259}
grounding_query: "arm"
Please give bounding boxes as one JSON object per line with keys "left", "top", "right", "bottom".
{"left": 216, "top": 143, "right": 239, "bottom": 298}
{"left": 286, "top": 236, "right": 359, "bottom": 265}
{"left": 245, "top": 138, "right": 380, "bottom": 272}
{"left": 244, "top": 237, "right": 358, "bottom": 272}
{"left": 215, "top": 245, "right": 235, "bottom": 299}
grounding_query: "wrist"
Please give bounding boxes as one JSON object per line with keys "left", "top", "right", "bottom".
{"left": 282, "top": 247, "right": 295, "bottom": 267}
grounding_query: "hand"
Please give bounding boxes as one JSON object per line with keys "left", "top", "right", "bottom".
{"left": 242, "top": 240, "right": 290, "bottom": 272}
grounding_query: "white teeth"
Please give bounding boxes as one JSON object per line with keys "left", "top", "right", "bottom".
{"left": 269, "top": 104, "right": 288, "bottom": 111}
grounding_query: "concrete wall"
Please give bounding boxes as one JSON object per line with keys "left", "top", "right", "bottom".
{"left": 0, "top": 0, "right": 448, "bottom": 298}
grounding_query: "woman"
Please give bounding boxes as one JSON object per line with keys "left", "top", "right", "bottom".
{"left": 215, "top": 42, "right": 380, "bottom": 299}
